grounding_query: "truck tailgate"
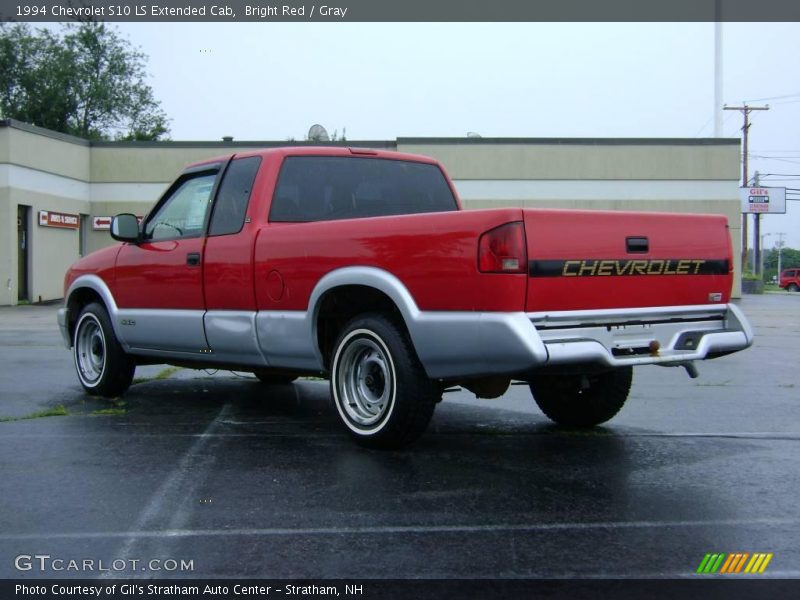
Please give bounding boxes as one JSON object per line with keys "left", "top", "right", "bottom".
{"left": 524, "top": 209, "right": 733, "bottom": 312}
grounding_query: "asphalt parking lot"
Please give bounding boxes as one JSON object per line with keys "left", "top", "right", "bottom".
{"left": 0, "top": 293, "right": 798, "bottom": 580}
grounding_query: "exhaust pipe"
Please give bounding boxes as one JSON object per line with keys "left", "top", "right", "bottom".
{"left": 656, "top": 361, "right": 699, "bottom": 379}
{"left": 683, "top": 362, "right": 699, "bottom": 379}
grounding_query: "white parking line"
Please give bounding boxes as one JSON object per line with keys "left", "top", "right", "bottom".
{"left": 99, "top": 403, "right": 233, "bottom": 577}
{"left": 4, "top": 516, "right": 800, "bottom": 541}
{"left": 2, "top": 432, "right": 799, "bottom": 439}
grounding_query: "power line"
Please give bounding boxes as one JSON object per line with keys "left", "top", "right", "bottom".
{"left": 751, "top": 157, "right": 800, "bottom": 160}
{"left": 750, "top": 156, "right": 800, "bottom": 165}
{"left": 695, "top": 111, "right": 736, "bottom": 138}
{"left": 741, "top": 92, "right": 800, "bottom": 102}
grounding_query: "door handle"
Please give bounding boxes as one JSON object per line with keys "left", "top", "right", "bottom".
{"left": 626, "top": 237, "right": 649, "bottom": 254}
{"left": 186, "top": 252, "right": 201, "bottom": 266}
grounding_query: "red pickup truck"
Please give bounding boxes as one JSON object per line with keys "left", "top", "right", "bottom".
{"left": 58, "top": 147, "right": 753, "bottom": 447}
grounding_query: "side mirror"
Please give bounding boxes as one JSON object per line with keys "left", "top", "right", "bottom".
{"left": 110, "top": 214, "right": 140, "bottom": 242}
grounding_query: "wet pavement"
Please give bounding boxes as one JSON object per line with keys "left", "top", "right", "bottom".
{"left": 0, "top": 294, "right": 798, "bottom": 579}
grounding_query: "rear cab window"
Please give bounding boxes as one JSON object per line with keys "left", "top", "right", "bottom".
{"left": 208, "top": 156, "right": 262, "bottom": 236}
{"left": 269, "top": 156, "right": 458, "bottom": 222}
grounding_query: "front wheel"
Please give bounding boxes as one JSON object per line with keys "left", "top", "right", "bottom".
{"left": 330, "top": 314, "right": 440, "bottom": 448}
{"left": 529, "top": 367, "right": 633, "bottom": 427}
{"left": 73, "top": 302, "right": 135, "bottom": 397}
{"left": 788, "top": 283, "right": 799, "bottom": 292}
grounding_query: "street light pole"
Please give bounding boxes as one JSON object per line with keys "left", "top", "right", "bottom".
{"left": 714, "top": 12, "right": 723, "bottom": 137}
{"left": 775, "top": 233, "right": 786, "bottom": 282}
{"left": 760, "top": 232, "right": 772, "bottom": 276}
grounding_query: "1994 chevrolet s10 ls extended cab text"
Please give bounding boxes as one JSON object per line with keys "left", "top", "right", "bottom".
{"left": 58, "top": 147, "right": 753, "bottom": 447}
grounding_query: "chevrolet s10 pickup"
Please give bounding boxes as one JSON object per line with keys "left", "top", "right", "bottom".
{"left": 58, "top": 147, "right": 753, "bottom": 447}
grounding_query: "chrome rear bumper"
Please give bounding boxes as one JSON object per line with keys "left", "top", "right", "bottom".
{"left": 411, "top": 303, "right": 753, "bottom": 379}
{"left": 528, "top": 303, "right": 753, "bottom": 369}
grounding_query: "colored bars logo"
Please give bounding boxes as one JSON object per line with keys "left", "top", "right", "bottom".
{"left": 696, "top": 553, "right": 773, "bottom": 574}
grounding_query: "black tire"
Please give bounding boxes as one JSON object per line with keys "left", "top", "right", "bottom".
{"left": 252, "top": 369, "right": 297, "bottom": 385}
{"left": 72, "top": 302, "right": 135, "bottom": 397}
{"left": 330, "top": 314, "right": 440, "bottom": 449}
{"left": 788, "top": 283, "right": 799, "bottom": 292}
{"left": 529, "top": 367, "right": 633, "bottom": 427}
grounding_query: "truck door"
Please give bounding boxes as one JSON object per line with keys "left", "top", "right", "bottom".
{"left": 202, "top": 156, "right": 264, "bottom": 365}
{"left": 114, "top": 165, "right": 220, "bottom": 353}
{"left": 203, "top": 156, "right": 262, "bottom": 310}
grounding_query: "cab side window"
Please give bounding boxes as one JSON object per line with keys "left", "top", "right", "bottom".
{"left": 145, "top": 173, "right": 217, "bottom": 241}
{"left": 208, "top": 156, "right": 262, "bottom": 236}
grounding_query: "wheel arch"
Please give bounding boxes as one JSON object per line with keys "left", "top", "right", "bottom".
{"left": 65, "top": 275, "right": 123, "bottom": 345}
{"left": 308, "top": 268, "right": 421, "bottom": 371}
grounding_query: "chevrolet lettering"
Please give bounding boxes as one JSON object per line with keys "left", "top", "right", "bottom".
{"left": 58, "top": 147, "right": 753, "bottom": 448}
{"left": 528, "top": 258, "right": 729, "bottom": 278}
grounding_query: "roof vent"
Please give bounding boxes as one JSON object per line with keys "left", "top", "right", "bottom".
{"left": 222, "top": 136, "right": 233, "bottom": 142}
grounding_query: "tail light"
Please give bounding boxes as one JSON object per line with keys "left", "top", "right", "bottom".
{"left": 478, "top": 221, "right": 527, "bottom": 274}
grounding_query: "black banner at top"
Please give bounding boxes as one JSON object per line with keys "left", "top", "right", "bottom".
{"left": 1, "top": 0, "right": 800, "bottom": 23}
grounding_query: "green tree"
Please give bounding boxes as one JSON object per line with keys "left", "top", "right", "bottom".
{"left": 763, "top": 247, "right": 800, "bottom": 282}
{"left": 0, "top": 23, "right": 169, "bottom": 140}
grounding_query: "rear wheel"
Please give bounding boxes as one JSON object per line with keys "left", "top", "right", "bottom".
{"left": 529, "top": 367, "right": 633, "bottom": 427}
{"left": 788, "top": 283, "right": 799, "bottom": 292}
{"left": 73, "top": 302, "right": 135, "bottom": 397}
{"left": 330, "top": 314, "right": 439, "bottom": 448}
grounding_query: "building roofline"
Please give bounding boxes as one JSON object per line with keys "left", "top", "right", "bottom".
{"left": 397, "top": 137, "right": 741, "bottom": 146}
{"left": 0, "top": 118, "right": 90, "bottom": 146}
{"left": 89, "top": 140, "right": 398, "bottom": 149}
{"left": 1, "top": 119, "right": 740, "bottom": 147}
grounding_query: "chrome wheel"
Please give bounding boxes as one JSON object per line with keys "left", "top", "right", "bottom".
{"left": 329, "top": 315, "right": 440, "bottom": 448}
{"left": 75, "top": 314, "right": 106, "bottom": 386}
{"left": 334, "top": 330, "right": 395, "bottom": 430}
{"left": 70, "top": 302, "right": 135, "bottom": 397}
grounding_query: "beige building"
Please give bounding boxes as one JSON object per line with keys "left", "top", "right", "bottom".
{"left": 0, "top": 119, "right": 743, "bottom": 306}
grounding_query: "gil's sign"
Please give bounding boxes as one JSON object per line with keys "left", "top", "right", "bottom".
{"left": 740, "top": 186, "right": 786, "bottom": 214}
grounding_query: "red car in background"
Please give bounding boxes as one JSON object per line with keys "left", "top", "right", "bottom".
{"left": 779, "top": 268, "right": 800, "bottom": 292}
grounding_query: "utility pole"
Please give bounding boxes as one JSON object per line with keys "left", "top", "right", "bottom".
{"left": 723, "top": 103, "right": 769, "bottom": 274}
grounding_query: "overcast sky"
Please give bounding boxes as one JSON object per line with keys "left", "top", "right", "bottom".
{"left": 110, "top": 22, "right": 800, "bottom": 251}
